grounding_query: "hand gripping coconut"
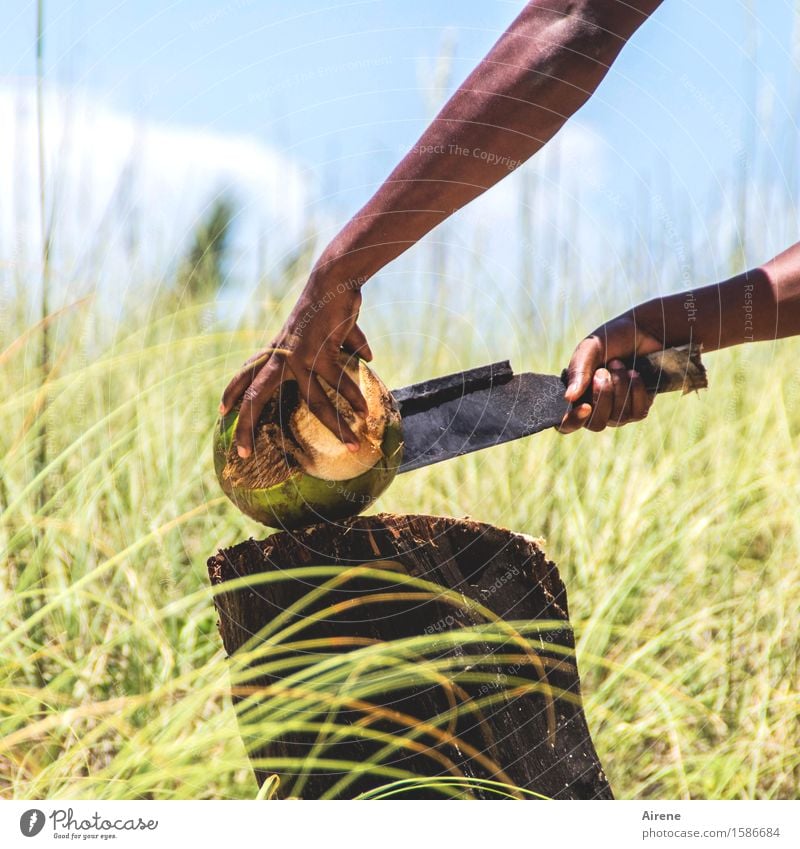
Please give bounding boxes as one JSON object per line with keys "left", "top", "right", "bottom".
{"left": 214, "top": 355, "right": 404, "bottom": 530}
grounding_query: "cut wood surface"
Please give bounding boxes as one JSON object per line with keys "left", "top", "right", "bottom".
{"left": 208, "top": 513, "right": 612, "bottom": 800}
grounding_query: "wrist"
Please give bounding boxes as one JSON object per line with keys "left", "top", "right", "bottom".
{"left": 312, "top": 207, "right": 404, "bottom": 290}
{"left": 627, "top": 299, "right": 691, "bottom": 347}
{"left": 296, "top": 260, "right": 367, "bottom": 330}
{"left": 308, "top": 250, "right": 370, "bottom": 296}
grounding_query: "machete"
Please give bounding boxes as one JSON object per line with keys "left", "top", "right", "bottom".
{"left": 392, "top": 343, "right": 707, "bottom": 473}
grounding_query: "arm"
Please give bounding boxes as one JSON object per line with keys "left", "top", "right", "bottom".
{"left": 559, "top": 241, "right": 800, "bottom": 432}
{"left": 311, "top": 0, "right": 663, "bottom": 287}
{"left": 223, "top": 0, "right": 663, "bottom": 457}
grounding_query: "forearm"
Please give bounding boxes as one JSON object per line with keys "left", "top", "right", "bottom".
{"left": 625, "top": 242, "right": 800, "bottom": 352}
{"left": 313, "top": 0, "right": 662, "bottom": 286}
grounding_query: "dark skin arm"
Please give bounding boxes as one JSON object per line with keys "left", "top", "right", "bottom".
{"left": 559, "top": 241, "right": 800, "bottom": 432}
{"left": 221, "top": 0, "right": 664, "bottom": 457}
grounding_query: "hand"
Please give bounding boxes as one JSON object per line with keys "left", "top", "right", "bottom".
{"left": 220, "top": 275, "right": 373, "bottom": 458}
{"left": 558, "top": 315, "right": 663, "bottom": 434}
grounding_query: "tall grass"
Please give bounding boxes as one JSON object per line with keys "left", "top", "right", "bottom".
{"left": 0, "top": 273, "right": 798, "bottom": 798}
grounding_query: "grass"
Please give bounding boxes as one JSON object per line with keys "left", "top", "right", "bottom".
{"left": 0, "top": 283, "right": 798, "bottom": 799}
{"left": 1, "top": 0, "right": 797, "bottom": 800}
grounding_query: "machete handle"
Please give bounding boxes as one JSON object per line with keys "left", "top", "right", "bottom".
{"left": 562, "top": 342, "right": 708, "bottom": 406}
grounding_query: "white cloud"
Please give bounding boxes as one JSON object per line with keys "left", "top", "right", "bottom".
{"left": 0, "top": 83, "right": 316, "bottom": 307}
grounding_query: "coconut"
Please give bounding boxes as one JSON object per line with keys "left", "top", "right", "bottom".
{"left": 213, "top": 356, "right": 403, "bottom": 529}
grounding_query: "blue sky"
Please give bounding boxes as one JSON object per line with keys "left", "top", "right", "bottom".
{"left": 5, "top": 1, "right": 796, "bottom": 185}
{"left": 2, "top": 1, "right": 799, "bottom": 317}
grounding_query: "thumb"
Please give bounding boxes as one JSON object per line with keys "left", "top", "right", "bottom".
{"left": 564, "top": 336, "right": 604, "bottom": 402}
{"left": 342, "top": 322, "right": 373, "bottom": 361}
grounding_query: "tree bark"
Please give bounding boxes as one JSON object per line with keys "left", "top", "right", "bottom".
{"left": 208, "top": 513, "right": 612, "bottom": 800}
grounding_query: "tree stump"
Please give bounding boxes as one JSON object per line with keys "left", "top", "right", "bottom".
{"left": 207, "top": 513, "right": 612, "bottom": 800}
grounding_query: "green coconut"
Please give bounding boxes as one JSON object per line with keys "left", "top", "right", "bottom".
{"left": 214, "top": 356, "right": 403, "bottom": 529}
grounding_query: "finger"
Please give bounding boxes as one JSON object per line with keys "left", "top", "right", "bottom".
{"left": 629, "top": 370, "right": 652, "bottom": 421}
{"left": 296, "top": 366, "right": 360, "bottom": 450}
{"left": 220, "top": 349, "right": 272, "bottom": 415}
{"left": 557, "top": 403, "right": 592, "bottom": 435}
{"left": 607, "top": 358, "right": 632, "bottom": 426}
{"left": 314, "top": 356, "right": 368, "bottom": 416}
{"left": 585, "top": 368, "right": 613, "bottom": 432}
{"left": 564, "top": 336, "right": 604, "bottom": 402}
{"left": 342, "top": 323, "right": 373, "bottom": 361}
{"left": 234, "top": 358, "right": 286, "bottom": 458}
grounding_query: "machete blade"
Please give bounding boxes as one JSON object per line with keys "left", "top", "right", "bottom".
{"left": 395, "top": 369, "right": 569, "bottom": 474}
{"left": 392, "top": 344, "right": 708, "bottom": 473}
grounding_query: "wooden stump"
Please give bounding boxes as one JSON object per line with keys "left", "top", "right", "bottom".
{"left": 208, "top": 513, "right": 612, "bottom": 800}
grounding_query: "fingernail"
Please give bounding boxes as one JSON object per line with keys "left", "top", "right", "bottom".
{"left": 237, "top": 445, "right": 251, "bottom": 459}
{"left": 577, "top": 405, "right": 591, "bottom": 420}
{"left": 567, "top": 382, "right": 578, "bottom": 396}
{"left": 218, "top": 403, "right": 226, "bottom": 415}
{"left": 346, "top": 441, "right": 360, "bottom": 453}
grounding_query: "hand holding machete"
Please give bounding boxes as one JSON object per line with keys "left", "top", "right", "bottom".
{"left": 560, "top": 241, "right": 800, "bottom": 433}
{"left": 558, "top": 317, "right": 663, "bottom": 434}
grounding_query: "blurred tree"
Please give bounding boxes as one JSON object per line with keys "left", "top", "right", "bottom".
{"left": 180, "top": 195, "right": 236, "bottom": 299}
